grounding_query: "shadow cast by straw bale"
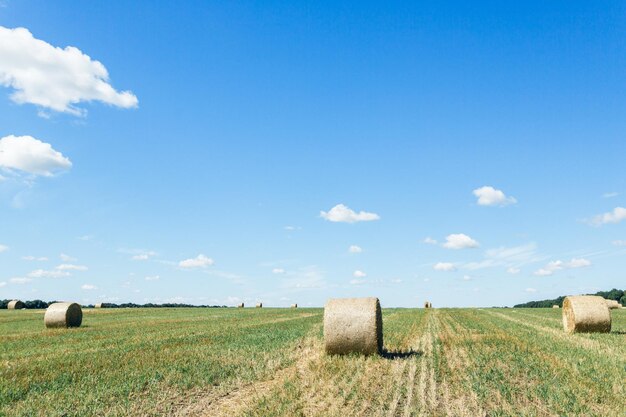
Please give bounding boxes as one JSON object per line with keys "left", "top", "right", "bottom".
{"left": 381, "top": 349, "right": 422, "bottom": 360}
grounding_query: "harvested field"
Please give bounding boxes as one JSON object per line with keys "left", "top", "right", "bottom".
{"left": 1, "top": 307, "right": 624, "bottom": 416}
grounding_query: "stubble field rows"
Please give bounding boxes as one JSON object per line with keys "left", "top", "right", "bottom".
{"left": 1, "top": 307, "right": 624, "bottom": 416}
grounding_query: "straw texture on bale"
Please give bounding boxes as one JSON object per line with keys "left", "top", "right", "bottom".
{"left": 237, "top": 303, "right": 244, "bottom": 308}
{"left": 8, "top": 300, "right": 25, "bottom": 310}
{"left": 324, "top": 297, "right": 383, "bottom": 355}
{"left": 291, "top": 303, "right": 298, "bottom": 308}
{"left": 44, "top": 302, "right": 83, "bottom": 328}
{"left": 256, "top": 302, "right": 263, "bottom": 308}
{"left": 552, "top": 305, "right": 560, "bottom": 309}
{"left": 94, "top": 303, "right": 103, "bottom": 309}
{"left": 562, "top": 295, "right": 611, "bottom": 334}
{"left": 605, "top": 299, "right": 621, "bottom": 310}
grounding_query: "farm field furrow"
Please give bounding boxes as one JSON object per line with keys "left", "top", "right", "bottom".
{"left": 1, "top": 308, "right": 624, "bottom": 416}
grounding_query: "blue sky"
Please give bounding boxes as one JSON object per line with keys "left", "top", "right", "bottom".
{"left": 0, "top": 1, "right": 625, "bottom": 307}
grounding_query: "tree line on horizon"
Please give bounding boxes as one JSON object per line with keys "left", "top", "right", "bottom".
{"left": 513, "top": 288, "right": 625, "bottom": 308}
{"left": 0, "top": 300, "right": 227, "bottom": 309}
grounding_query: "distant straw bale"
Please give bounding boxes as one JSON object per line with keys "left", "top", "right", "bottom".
{"left": 95, "top": 303, "right": 103, "bottom": 309}
{"left": 552, "top": 305, "right": 560, "bottom": 309}
{"left": 256, "top": 302, "right": 263, "bottom": 308}
{"left": 44, "top": 302, "right": 83, "bottom": 329}
{"left": 8, "top": 300, "right": 25, "bottom": 310}
{"left": 237, "top": 303, "right": 244, "bottom": 308}
{"left": 424, "top": 301, "right": 432, "bottom": 308}
{"left": 324, "top": 297, "right": 382, "bottom": 355}
{"left": 605, "top": 299, "right": 621, "bottom": 310}
{"left": 290, "top": 303, "right": 298, "bottom": 308}
{"left": 562, "top": 295, "right": 611, "bottom": 334}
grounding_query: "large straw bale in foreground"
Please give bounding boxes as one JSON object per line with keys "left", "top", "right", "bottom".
{"left": 44, "top": 302, "right": 83, "bottom": 328}
{"left": 324, "top": 297, "right": 382, "bottom": 355}
{"left": 562, "top": 295, "right": 611, "bottom": 333}
{"left": 8, "top": 300, "right": 25, "bottom": 310}
{"left": 605, "top": 299, "right": 621, "bottom": 310}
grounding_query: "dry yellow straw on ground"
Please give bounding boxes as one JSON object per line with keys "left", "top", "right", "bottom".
{"left": 324, "top": 297, "right": 382, "bottom": 355}
{"left": 44, "top": 302, "right": 83, "bottom": 328}
{"left": 7, "top": 300, "right": 25, "bottom": 310}
{"left": 562, "top": 295, "right": 611, "bottom": 333}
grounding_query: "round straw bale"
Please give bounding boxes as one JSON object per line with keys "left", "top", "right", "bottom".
{"left": 552, "top": 305, "right": 560, "bottom": 309}
{"left": 256, "top": 302, "right": 263, "bottom": 308}
{"left": 324, "top": 297, "right": 382, "bottom": 355}
{"left": 237, "top": 303, "right": 244, "bottom": 308}
{"left": 605, "top": 299, "right": 621, "bottom": 310}
{"left": 291, "top": 303, "right": 298, "bottom": 308}
{"left": 562, "top": 295, "right": 611, "bottom": 334}
{"left": 8, "top": 300, "right": 25, "bottom": 310}
{"left": 44, "top": 302, "right": 83, "bottom": 328}
{"left": 94, "top": 303, "right": 103, "bottom": 309}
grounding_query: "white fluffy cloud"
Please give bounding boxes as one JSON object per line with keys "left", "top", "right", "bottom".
{"left": 442, "top": 233, "right": 479, "bottom": 249}
{"left": 0, "top": 244, "right": 8, "bottom": 252}
{"left": 590, "top": 207, "right": 626, "bottom": 226}
{"left": 0, "top": 26, "right": 138, "bottom": 116}
{"left": 423, "top": 237, "right": 437, "bottom": 245}
{"left": 0, "top": 135, "right": 72, "bottom": 176}
{"left": 10, "top": 277, "right": 32, "bottom": 284}
{"left": 348, "top": 245, "right": 363, "bottom": 253}
{"left": 534, "top": 258, "right": 591, "bottom": 276}
{"left": 81, "top": 284, "right": 97, "bottom": 290}
{"left": 433, "top": 262, "right": 456, "bottom": 271}
{"left": 179, "top": 254, "right": 214, "bottom": 269}
{"left": 473, "top": 186, "right": 517, "bottom": 206}
{"left": 272, "top": 268, "right": 285, "bottom": 274}
{"left": 320, "top": 204, "right": 380, "bottom": 223}
{"left": 0, "top": 281, "right": 6, "bottom": 287}
{"left": 353, "top": 270, "right": 367, "bottom": 278}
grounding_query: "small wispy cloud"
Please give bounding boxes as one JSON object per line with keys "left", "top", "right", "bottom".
{"left": 433, "top": 262, "right": 456, "bottom": 272}
{"left": 22, "top": 255, "right": 48, "bottom": 261}
{"left": 533, "top": 258, "right": 591, "bottom": 276}
{"left": 353, "top": 270, "right": 367, "bottom": 278}
{"left": 348, "top": 245, "right": 363, "bottom": 253}
{"left": 272, "top": 268, "right": 285, "bottom": 274}
{"left": 423, "top": 237, "right": 437, "bottom": 245}
{"left": 10, "top": 277, "right": 32, "bottom": 284}
{"left": 602, "top": 192, "right": 619, "bottom": 198}
{"left": 81, "top": 284, "right": 97, "bottom": 290}
{"left": 589, "top": 207, "right": 626, "bottom": 226}
{"left": 145, "top": 275, "right": 160, "bottom": 281}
